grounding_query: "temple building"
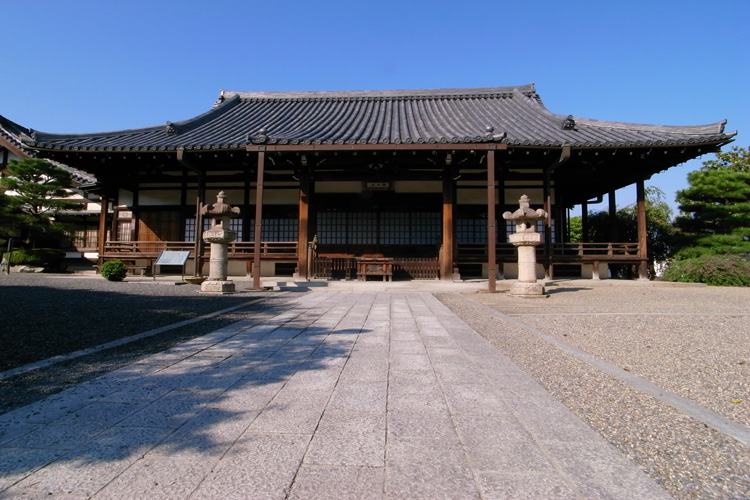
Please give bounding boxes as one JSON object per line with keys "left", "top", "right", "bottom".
{"left": 5, "top": 84, "right": 736, "bottom": 288}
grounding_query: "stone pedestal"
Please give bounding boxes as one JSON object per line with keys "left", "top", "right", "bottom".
{"left": 201, "top": 226, "right": 237, "bottom": 294}
{"left": 200, "top": 279, "right": 237, "bottom": 294}
{"left": 503, "top": 195, "right": 548, "bottom": 298}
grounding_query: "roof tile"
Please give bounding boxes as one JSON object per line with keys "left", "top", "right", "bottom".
{"left": 23, "top": 85, "right": 734, "bottom": 152}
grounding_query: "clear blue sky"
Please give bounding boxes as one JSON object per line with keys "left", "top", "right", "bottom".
{"left": 2, "top": 0, "right": 748, "bottom": 214}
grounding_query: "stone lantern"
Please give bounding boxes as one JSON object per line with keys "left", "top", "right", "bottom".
{"left": 503, "top": 195, "right": 548, "bottom": 297}
{"left": 200, "top": 191, "right": 240, "bottom": 293}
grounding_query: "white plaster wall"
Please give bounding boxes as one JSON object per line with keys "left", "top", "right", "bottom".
{"left": 315, "top": 181, "right": 361, "bottom": 193}
{"left": 457, "top": 188, "right": 496, "bottom": 205}
{"left": 395, "top": 181, "right": 441, "bottom": 193}
{"left": 139, "top": 190, "right": 181, "bottom": 206}
{"left": 505, "top": 188, "right": 545, "bottom": 206}
{"left": 195, "top": 260, "right": 248, "bottom": 277}
{"left": 204, "top": 189, "right": 244, "bottom": 205}
{"left": 579, "top": 264, "right": 593, "bottom": 279}
{"left": 262, "top": 189, "right": 297, "bottom": 204}
{"left": 118, "top": 189, "right": 134, "bottom": 207}
{"left": 501, "top": 262, "right": 546, "bottom": 280}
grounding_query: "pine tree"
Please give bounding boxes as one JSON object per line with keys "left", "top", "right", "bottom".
{"left": 663, "top": 146, "right": 750, "bottom": 286}
{"left": 0, "top": 158, "right": 82, "bottom": 246}
{"left": 674, "top": 146, "right": 750, "bottom": 257}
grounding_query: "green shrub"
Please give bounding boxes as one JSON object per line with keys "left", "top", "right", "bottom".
{"left": 661, "top": 254, "right": 750, "bottom": 286}
{"left": 0, "top": 248, "right": 65, "bottom": 269}
{"left": 99, "top": 260, "right": 128, "bottom": 281}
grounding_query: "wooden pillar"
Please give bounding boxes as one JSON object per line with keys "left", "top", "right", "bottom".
{"left": 608, "top": 190, "right": 618, "bottom": 241}
{"left": 497, "top": 169, "right": 505, "bottom": 280}
{"left": 297, "top": 173, "right": 313, "bottom": 280}
{"left": 196, "top": 174, "right": 206, "bottom": 276}
{"left": 543, "top": 167, "right": 553, "bottom": 280}
{"left": 636, "top": 180, "right": 649, "bottom": 280}
{"left": 96, "top": 196, "right": 109, "bottom": 268}
{"left": 487, "top": 149, "right": 497, "bottom": 292}
{"left": 252, "top": 150, "right": 265, "bottom": 290}
{"left": 555, "top": 193, "right": 566, "bottom": 244}
{"left": 441, "top": 165, "right": 456, "bottom": 281}
{"left": 581, "top": 201, "right": 589, "bottom": 241}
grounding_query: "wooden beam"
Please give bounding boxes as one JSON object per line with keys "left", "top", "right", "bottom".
{"left": 636, "top": 180, "right": 649, "bottom": 280}
{"left": 608, "top": 190, "right": 618, "bottom": 241}
{"left": 97, "top": 196, "right": 109, "bottom": 268}
{"left": 247, "top": 143, "right": 507, "bottom": 153}
{"left": 252, "top": 151, "right": 265, "bottom": 289}
{"left": 0, "top": 136, "right": 30, "bottom": 160}
{"left": 487, "top": 150, "right": 497, "bottom": 292}
{"left": 441, "top": 168, "right": 455, "bottom": 280}
{"left": 544, "top": 167, "right": 552, "bottom": 279}
{"left": 297, "top": 174, "right": 312, "bottom": 280}
{"left": 581, "top": 201, "right": 589, "bottom": 241}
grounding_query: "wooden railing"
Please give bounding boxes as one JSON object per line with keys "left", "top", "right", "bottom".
{"left": 102, "top": 241, "right": 298, "bottom": 259}
{"left": 457, "top": 242, "right": 642, "bottom": 262}
{"left": 312, "top": 257, "right": 439, "bottom": 280}
{"left": 551, "top": 242, "right": 641, "bottom": 260}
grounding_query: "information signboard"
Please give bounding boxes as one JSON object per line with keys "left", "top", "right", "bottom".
{"left": 155, "top": 251, "right": 191, "bottom": 266}
{"left": 153, "top": 251, "right": 191, "bottom": 281}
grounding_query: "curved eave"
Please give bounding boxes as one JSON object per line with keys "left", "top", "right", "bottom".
{"left": 24, "top": 94, "right": 247, "bottom": 153}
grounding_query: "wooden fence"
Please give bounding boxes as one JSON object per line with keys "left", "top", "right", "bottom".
{"left": 312, "top": 257, "right": 439, "bottom": 280}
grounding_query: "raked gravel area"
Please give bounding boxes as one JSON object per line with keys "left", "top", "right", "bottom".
{"left": 436, "top": 284, "right": 750, "bottom": 500}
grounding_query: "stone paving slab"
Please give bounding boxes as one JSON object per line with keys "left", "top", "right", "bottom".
{"left": 0, "top": 291, "right": 672, "bottom": 499}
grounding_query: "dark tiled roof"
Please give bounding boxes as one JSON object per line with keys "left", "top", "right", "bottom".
{"left": 0, "top": 114, "right": 33, "bottom": 151}
{"left": 24, "top": 85, "right": 735, "bottom": 152}
{"left": 49, "top": 160, "right": 98, "bottom": 185}
{"left": 1, "top": 115, "right": 97, "bottom": 185}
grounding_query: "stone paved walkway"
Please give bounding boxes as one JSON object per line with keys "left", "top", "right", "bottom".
{"left": 0, "top": 291, "right": 671, "bottom": 499}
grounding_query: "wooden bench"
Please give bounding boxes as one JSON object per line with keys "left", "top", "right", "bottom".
{"left": 356, "top": 257, "right": 394, "bottom": 282}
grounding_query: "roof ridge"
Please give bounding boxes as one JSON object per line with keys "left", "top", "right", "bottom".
{"left": 219, "top": 85, "right": 537, "bottom": 101}
{"left": 572, "top": 116, "right": 730, "bottom": 134}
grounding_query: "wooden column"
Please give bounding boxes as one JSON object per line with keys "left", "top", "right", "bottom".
{"left": 636, "top": 180, "right": 649, "bottom": 280}
{"left": 543, "top": 167, "right": 553, "bottom": 280}
{"left": 441, "top": 166, "right": 456, "bottom": 281}
{"left": 252, "top": 150, "right": 265, "bottom": 290}
{"left": 487, "top": 149, "right": 497, "bottom": 292}
{"left": 581, "top": 201, "right": 589, "bottom": 241}
{"left": 297, "top": 173, "right": 313, "bottom": 280}
{"left": 608, "top": 190, "right": 618, "bottom": 241}
{"left": 96, "top": 196, "right": 109, "bottom": 268}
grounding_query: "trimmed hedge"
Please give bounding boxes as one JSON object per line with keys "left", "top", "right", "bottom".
{"left": 0, "top": 248, "right": 66, "bottom": 269}
{"left": 99, "top": 260, "right": 128, "bottom": 281}
{"left": 661, "top": 254, "right": 750, "bottom": 287}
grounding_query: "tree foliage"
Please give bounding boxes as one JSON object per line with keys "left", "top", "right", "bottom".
{"left": 0, "top": 158, "right": 82, "bottom": 246}
{"left": 661, "top": 254, "right": 750, "bottom": 286}
{"left": 662, "top": 145, "right": 750, "bottom": 286}
{"left": 673, "top": 145, "right": 750, "bottom": 258}
{"left": 569, "top": 187, "right": 675, "bottom": 278}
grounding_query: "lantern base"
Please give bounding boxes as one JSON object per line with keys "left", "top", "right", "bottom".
{"left": 200, "top": 280, "right": 236, "bottom": 294}
{"left": 509, "top": 281, "right": 546, "bottom": 297}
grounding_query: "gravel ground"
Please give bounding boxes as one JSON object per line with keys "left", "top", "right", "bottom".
{"left": 436, "top": 285, "right": 750, "bottom": 500}
{"left": 0, "top": 272, "right": 293, "bottom": 413}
